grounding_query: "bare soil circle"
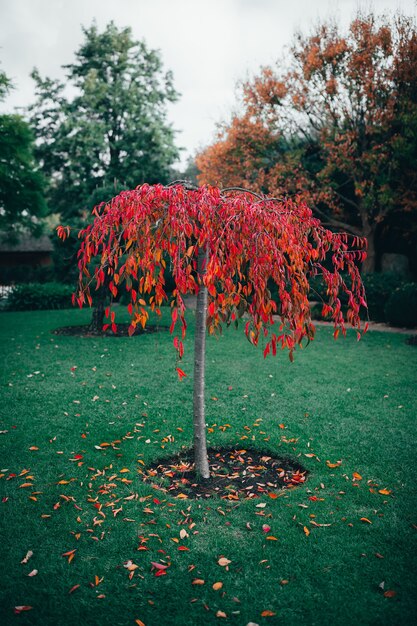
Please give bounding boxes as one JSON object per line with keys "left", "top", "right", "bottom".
{"left": 141, "top": 447, "right": 308, "bottom": 500}
{"left": 52, "top": 323, "right": 168, "bottom": 337}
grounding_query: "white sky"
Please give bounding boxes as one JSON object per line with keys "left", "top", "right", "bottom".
{"left": 1, "top": 0, "right": 416, "bottom": 167}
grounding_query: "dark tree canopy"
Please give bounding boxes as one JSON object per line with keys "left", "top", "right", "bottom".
{"left": 0, "top": 69, "right": 46, "bottom": 235}
{"left": 29, "top": 22, "right": 180, "bottom": 223}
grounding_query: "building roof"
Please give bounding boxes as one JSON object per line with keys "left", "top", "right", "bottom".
{"left": 0, "top": 234, "right": 54, "bottom": 253}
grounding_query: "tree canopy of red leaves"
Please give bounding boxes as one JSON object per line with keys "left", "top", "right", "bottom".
{"left": 196, "top": 14, "right": 417, "bottom": 273}
{"left": 59, "top": 183, "right": 368, "bottom": 369}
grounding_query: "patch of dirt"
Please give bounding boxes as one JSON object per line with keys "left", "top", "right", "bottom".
{"left": 142, "top": 447, "right": 307, "bottom": 500}
{"left": 52, "top": 323, "right": 168, "bottom": 337}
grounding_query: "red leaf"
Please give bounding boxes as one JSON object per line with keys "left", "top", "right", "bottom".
{"left": 176, "top": 367, "right": 187, "bottom": 381}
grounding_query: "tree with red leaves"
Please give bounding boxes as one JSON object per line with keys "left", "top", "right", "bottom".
{"left": 197, "top": 14, "right": 417, "bottom": 273}
{"left": 58, "top": 182, "right": 367, "bottom": 478}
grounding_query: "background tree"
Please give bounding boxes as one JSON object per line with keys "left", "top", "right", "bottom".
{"left": 29, "top": 21, "right": 180, "bottom": 225}
{"left": 197, "top": 14, "right": 417, "bottom": 273}
{"left": 59, "top": 183, "right": 368, "bottom": 479}
{"left": 0, "top": 69, "right": 46, "bottom": 236}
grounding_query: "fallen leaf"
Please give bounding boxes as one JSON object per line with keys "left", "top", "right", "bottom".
{"left": 179, "top": 528, "right": 188, "bottom": 540}
{"left": 151, "top": 562, "right": 168, "bottom": 570}
{"left": 360, "top": 517, "right": 372, "bottom": 524}
{"left": 218, "top": 557, "right": 231, "bottom": 567}
{"left": 135, "top": 620, "right": 146, "bottom": 626}
{"left": 303, "top": 526, "right": 310, "bottom": 536}
{"left": 216, "top": 611, "right": 227, "bottom": 618}
{"left": 262, "top": 524, "right": 271, "bottom": 533}
{"left": 28, "top": 569, "right": 38, "bottom": 577}
{"left": 212, "top": 582, "right": 223, "bottom": 590}
{"left": 384, "top": 590, "right": 396, "bottom": 598}
{"left": 266, "top": 536, "right": 278, "bottom": 541}
{"left": 261, "top": 610, "right": 276, "bottom": 617}
{"left": 326, "top": 460, "right": 342, "bottom": 469}
{"left": 62, "top": 549, "right": 77, "bottom": 563}
{"left": 21, "top": 550, "right": 33, "bottom": 564}
{"left": 353, "top": 472, "right": 363, "bottom": 481}
{"left": 14, "top": 606, "right": 33, "bottom": 614}
{"left": 378, "top": 488, "right": 392, "bottom": 495}
{"left": 192, "top": 578, "right": 205, "bottom": 585}
{"left": 69, "top": 584, "right": 80, "bottom": 594}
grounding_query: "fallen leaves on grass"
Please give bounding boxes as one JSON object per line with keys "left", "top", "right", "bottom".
{"left": 62, "top": 549, "right": 76, "bottom": 563}
{"left": 14, "top": 606, "right": 33, "bottom": 614}
{"left": 326, "top": 460, "right": 342, "bottom": 469}
{"left": 20, "top": 550, "right": 33, "bottom": 564}
{"left": 360, "top": 518, "right": 372, "bottom": 524}
{"left": 218, "top": 557, "right": 231, "bottom": 567}
{"left": 212, "top": 582, "right": 223, "bottom": 590}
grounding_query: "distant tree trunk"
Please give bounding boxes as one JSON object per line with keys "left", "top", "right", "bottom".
{"left": 88, "top": 274, "right": 110, "bottom": 333}
{"left": 362, "top": 227, "right": 377, "bottom": 274}
{"left": 89, "top": 292, "right": 106, "bottom": 333}
{"left": 193, "top": 247, "right": 210, "bottom": 479}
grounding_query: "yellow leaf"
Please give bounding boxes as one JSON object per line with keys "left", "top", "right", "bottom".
{"left": 378, "top": 488, "right": 392, "bottom": 495}
{"left": 360, "top": 517, "right": 372, "bottom": 524}
{"left": 192, "top": 578, "right": 205, "bottom": 585}
{"left": 266, "top": 536, "right": 278, "bottom": 541}
{"left": 212, "top": 582, "right": 223, "bottom": 590}
{"left": 326, "top": 460, "right": 342, "bottom": 469}
{"left": 19, "top": 483, "right": 33, "bottom": 488}
{"left": 303, "top": 526, "right": 310, "bottom": 536}
{"left": 119, "top": 468, "right": 130, "bottom": 473}
{"left": 353, "top": 472, "right": 363, "bottom": 481}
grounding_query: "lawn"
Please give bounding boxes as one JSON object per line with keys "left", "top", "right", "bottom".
{"left": 0, "top": 307, "right": 416, "bottom": 626}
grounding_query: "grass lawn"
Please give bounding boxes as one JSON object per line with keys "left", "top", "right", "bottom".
{"left": 0, "top": 306, "right": 416, "bottom": 626}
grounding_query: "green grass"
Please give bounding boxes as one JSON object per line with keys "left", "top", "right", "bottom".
{"left": 0, "top": 307, "right": 416, "bottom": 626}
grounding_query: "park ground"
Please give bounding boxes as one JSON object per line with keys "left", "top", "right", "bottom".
{"left": 0, "top": 307, "right": 416, "bottom": 625}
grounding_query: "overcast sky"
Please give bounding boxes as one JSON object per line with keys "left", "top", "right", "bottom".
{"left": 1, "top": 0, "right": 416, "bottom": 167}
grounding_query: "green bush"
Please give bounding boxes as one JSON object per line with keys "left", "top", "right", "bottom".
{"left": 6, "top": 282, "right": 74, "bottom": 311}
{"left": 384, "top": 283, "right": 417, "bottom": 328}
{"left": 361, "top": 272, "right": 406, "bottom": 322}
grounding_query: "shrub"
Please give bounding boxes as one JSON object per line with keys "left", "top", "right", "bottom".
{"left": 6, "top": 282, "right": 74, "bottom": 311}
{"left": 359, "top": 272, "right": 406, "bottom": 322}
{"left": 384, "top": 283, "right": 417, "bottom": 328}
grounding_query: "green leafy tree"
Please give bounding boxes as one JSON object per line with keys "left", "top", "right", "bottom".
{"left": 0, "top": 69, "right": 46, "bottom": 235}
{"left": 29, "top": 21, "right": 180, "bottom": 223}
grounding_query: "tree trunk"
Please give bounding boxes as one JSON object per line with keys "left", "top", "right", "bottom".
{"left": 362, "top": 227, "right": 376, "bottom": 274}
{"left": 193, "top": 247, "right": 210, "bottom": 479}
{"left": 88, "top": 290, "right": 106, "bottom": 333}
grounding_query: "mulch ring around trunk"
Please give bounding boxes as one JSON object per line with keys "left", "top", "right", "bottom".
{"left": 52, "top": 323, "right": 168, "bottom": 337}
{"left": 141, "top": 447, "right": 308, "bottom": 500}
